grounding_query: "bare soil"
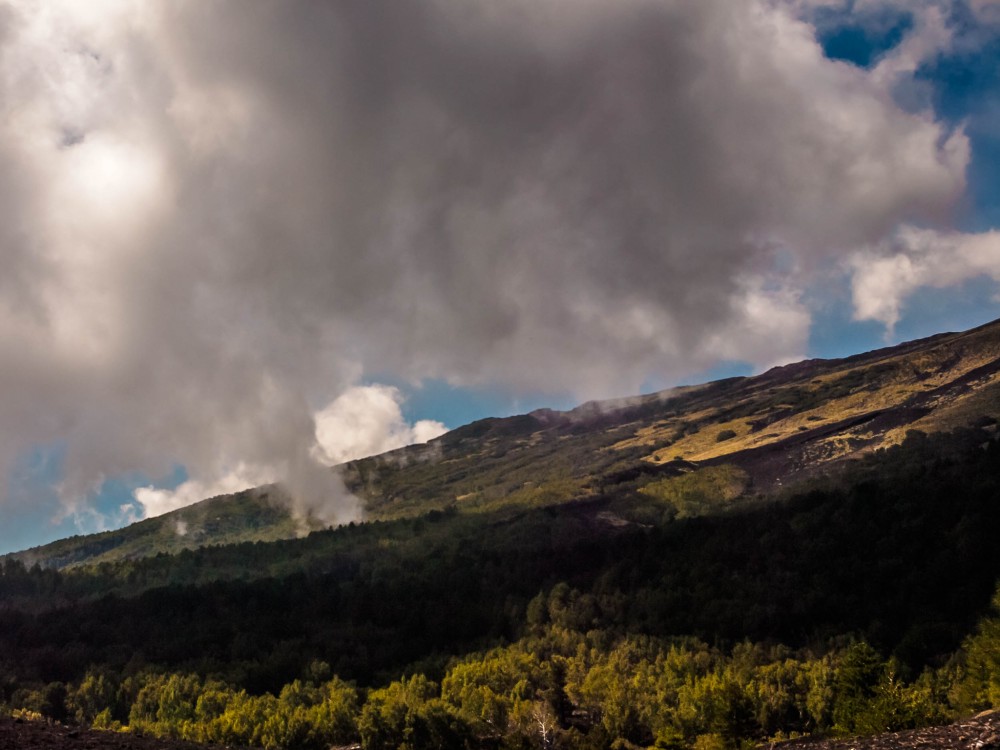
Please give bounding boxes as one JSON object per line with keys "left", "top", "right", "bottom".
{"left": 4, "top": 712, "right": 1000, "bottom": 750}
{"left": 767, "top": 710, "right": 1000, "bottom": 750}
{"left": 0, "top": 716, "right": 253, "bottom": 750}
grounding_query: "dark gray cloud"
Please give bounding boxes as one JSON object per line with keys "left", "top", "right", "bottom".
{"left": 147, "top": 0, "right": 965, "bottom": 377}
{"left": 0, "top": 0, "right": 973, "bottom": 531}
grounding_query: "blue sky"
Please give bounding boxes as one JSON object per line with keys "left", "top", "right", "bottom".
{"left": 1, "top": 0, "right": 999, "bottom": 555}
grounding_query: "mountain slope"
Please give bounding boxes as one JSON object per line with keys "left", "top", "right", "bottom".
{"left": 2, "top": 418, "right": 998, "bottom": 725}
{"left": 349, "top": 316, "right": 1000, "bottom": 517}
{"left": 8, "top": 317, "right": 1000, "bottom": 571}
{"left": 8, "top": 487, "right": 323, "bottom": 570}
{"left": 3, "top": 321, "right": 1000, "bottom": 750}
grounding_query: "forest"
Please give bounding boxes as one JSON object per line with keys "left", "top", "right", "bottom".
{"left": 2, "top": 427, "right": 1000, "bottom": 748}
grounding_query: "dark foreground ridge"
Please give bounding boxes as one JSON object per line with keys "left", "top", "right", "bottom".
{"left": 0, "top": 715, "right": 251, "bottom": 750}
{"left": 771, "top": 710, "right": 1000, "bottom": 750}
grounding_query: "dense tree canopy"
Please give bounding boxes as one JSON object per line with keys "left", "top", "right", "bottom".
{"left": 2, "top": 428, "right": 1000, "bottom": 749}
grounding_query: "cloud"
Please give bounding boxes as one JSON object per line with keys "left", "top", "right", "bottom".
{"left": 129, "top": 383, "right": 443, "bottom": 523}
{"left": 314, "top": 385, "right": 447, "bottom": 466}
{"left": 0, "top": 0, "right": 986, "bottom": 538}
{"left": 970, "top": 0, "right": 1000, "bottom": 24}
{"left": 850, "top": 226, "right": 1000, "bottom": 330}
{"left": 133, "top": 464, "right": 275, "bottom": 520}
{"left": 701, "top": 279, "right": 812, "bottom": 370}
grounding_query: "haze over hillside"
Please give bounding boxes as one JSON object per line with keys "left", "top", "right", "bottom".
{"left": 9, "top": 316, "right": 1000, "bottom": 571}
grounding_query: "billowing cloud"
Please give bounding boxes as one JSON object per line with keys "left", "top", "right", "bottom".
{"left": 0, "top": 0, "right": 988, "bottom": 540}
{"left": 130, "top": 457, "right": 362, "bottom": 527}
{"left": 134, "top": 464, "right": 276, "bottom": 520}
{"left": 314, "top": 385, "right": 448, "bottom": 466}
{"left": 851, "top": 226, "right": 1000, "bottom": 330}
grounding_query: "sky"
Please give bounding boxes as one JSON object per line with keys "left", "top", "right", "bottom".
{"left": 1, "top": 0, "right": 999, "bottom": 554}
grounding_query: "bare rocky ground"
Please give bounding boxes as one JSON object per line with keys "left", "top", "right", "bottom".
{"left": 0, "top": 716, "right": 252, "bottom": 750}
{"left": 4, "top": 712, "right": 1000, "bottom": 750}
{"left": 768, "top": 710, "right": 1000, "bottom": 750}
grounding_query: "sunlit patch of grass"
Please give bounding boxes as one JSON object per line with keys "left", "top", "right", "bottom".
{"left": 469, "top": 477, "right": 587, "bottom": 514}
{"left": 630, "top": 337, "right": 1000, "bottom": 468}
{"left": 638, "top": 464, "right": 749, "bottom": 519}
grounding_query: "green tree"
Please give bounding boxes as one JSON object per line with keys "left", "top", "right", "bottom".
{"left": 359, "top": 674, "right": 470, "bottom": 750}
{"left": 832, "top": 642, "right": 884, "bottom": 734}
{"left": 69, "top": 668, "right": 122, "bottom": 724}
{"left": 951, "top": 593, "right": 1000, "bottom": 713}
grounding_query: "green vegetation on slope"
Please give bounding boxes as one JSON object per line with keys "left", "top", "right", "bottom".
{"left": 8, "top": 488, "right": 323, "bottom": 571}
{"left": 2, "top": 427, "right": 1000, "bottom": 749}
{"left": 4, "top": 320, "right": 1000, "bottom": 749}
{"left": 8, "top": 318, "right": 1000, "bottom": 574}
{"left": 8, "top": 604, "right": 1000, "bottom": 750}
{"left": 348, "top": 318, "right": 1000, "bottom": 526}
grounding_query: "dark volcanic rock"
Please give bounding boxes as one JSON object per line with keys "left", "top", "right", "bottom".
{"left": 0, "top": 716, "right": 255, "bottom": 750}
{"left": 766, "top": 710, "right": 1000, "bottom": 750}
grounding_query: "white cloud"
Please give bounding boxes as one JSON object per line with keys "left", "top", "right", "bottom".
{"left": 869, "top": 6, "right": 953, "bottom": 88}
{"left": 133, "top": 463, "right": 275, "bottom": 519}
{"left": 131, "top": 453, "right": 364, "bottom": 526}
{"left": 850, "top": 226, "right": 1000, "bottom": 330}
{"left": 313, "top": 385, "right": 447, "bottom": 466}
{"left": 702, "top": 278, "right": 812, "bottom": 370}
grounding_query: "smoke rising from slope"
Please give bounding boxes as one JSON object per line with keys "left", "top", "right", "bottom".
{"left": 0, "top": 0, "right": 982, "bottom": 535}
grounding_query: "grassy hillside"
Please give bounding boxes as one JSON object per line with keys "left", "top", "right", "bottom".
{"left": 8, "top": 317, "right": 1000, "bottom": 572}
{"left": 8, "top": 487, "right": 324, "bottom": 571}
{"left": 348, "top": 317, "right": 1000, "bottom": 519}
